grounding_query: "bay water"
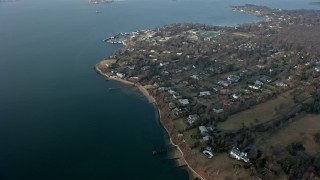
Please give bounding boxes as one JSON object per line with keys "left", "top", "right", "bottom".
{"left": 0, "top": 0, "right": 317, "bottom": 179}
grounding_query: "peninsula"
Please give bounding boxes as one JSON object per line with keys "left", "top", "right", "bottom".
{"left": 96, "top": 5, "right": 320, "bottom": 179}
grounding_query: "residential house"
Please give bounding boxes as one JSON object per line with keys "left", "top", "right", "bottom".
{"left": 168, "top": 102, "right": 176, "bottom": 110}
{"left": 230, "top": 147, "right": 250, "bottom": 163}
{"left": 179, "top": 99, "right": 189, "bottom": 106}
{"left": 202, "top": 136, "right": 212, "bottom": 141}
{"left": 168, "top": 89, "right": 177, "bottom": 95}
{"left": 248, "top": 80, "right": 263, "bottom": 90}
{"left": 160, "top": 62, "right": 170, "bottom": 67}
{"left": 172, "top": 108, "right": 181, "bottom": 116}
{"left": 260, "top": 76, "right": 272, "bottom": 83}
{"left": 199, "top": 91, "right": 211, "bottom": 96}
{"left": 141, "top": 66, "right": 150, "bottom": 71}
{"left": 217, "top": 80, "right": 232, "bottom": 87}
{"left": 199, "top": 126, "right": 208, "bottom": 135}
{"left": 227, "top": 75, "right": 241, "bottom": 82}
{"left": 186, "top": 114, "right": 200, "bottom": 125}
{"left": 190, "top": 75, "right": 200, "bottom": 80}
{"left": 212, "top": 108, "right": 224, "bottom": 114}
{"left": 232, "top": 93, "right": 242, "bottom": 100}
{"left": 116, "top": 72, "right": 125, "bottom": 79}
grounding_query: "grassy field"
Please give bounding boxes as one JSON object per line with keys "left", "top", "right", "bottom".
{"left": 218, "top": 91, "right": 296, "bottom": 131}
{"left": 259, "top": 114, "right": 320, "bottom": 156}
{"left": 183, "top": 128, "right": 198, "bottom": 146}
{"left": 172, "top": 118, "right": 186, "bottom": 132}
{"left": 233, "top": 32, "right": 254, "bottom": 38}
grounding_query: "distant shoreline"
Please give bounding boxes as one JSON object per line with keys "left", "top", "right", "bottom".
{"left": 94, "top": 64, "right": 206, "bottom": 180}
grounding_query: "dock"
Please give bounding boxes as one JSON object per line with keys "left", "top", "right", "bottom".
{"left": 175, "top": 164, "right": 187, "bottom": 168}
{"left": 152, "top": 145, "right": 176, "bottom": 155}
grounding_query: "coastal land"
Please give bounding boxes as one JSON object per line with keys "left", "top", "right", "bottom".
{"left": 95, "top": 5, "right": 320, "bottom": 180}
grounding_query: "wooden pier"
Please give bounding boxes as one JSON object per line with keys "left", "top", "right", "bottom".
{"left": 175, "top": 164, "right": 187, "bottom": 168}
{"left": 152, "top": 145, "right": 176, "bottom": 155}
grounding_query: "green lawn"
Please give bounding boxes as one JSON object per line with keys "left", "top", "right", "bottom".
{"left": 218, "top": 91, "right": 296, "bottom": 131}
{"left": 172, "top": 118, "right": 186, "bottom": 132}
{"left": 183, "top": 128, "right": 199, "bottom": 146}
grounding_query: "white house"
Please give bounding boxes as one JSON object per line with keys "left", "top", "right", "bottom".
{"left": 230, "top": 147, "right": 250, "bottom": 163}
{"left": 199, "top": 126, "right": 208, "bottom": 135}
{"left": 116, "top": 73, "right": 125, "bottom": 79}
{"left": 199, "top": 91, "right": 211, "bottom": 96}
{"left": 160, "top": 62, "right": 170, "bottom": 67}
{"left": 232, "top": 93, "right": 241, "bottom": 99}
{"left": 186, "top": 114, "right": 200, "bottom": 125}
{"left": 179, "top": 99, "right": 189, "bottom": 106}
{"left": 190, "top": 75, "right": 199, "bottom": 80}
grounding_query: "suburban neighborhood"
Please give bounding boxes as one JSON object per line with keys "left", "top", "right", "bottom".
{"left": 96, "top": 5, "right": 320, "bottom": 179}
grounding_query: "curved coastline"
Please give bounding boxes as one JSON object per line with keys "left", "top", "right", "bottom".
{"left": 94, "top": 64, "right": 207, "bottom": 180}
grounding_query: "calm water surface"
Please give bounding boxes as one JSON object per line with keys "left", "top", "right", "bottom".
{"left": 0, "top": 0, "right": 317, "bottom": 179}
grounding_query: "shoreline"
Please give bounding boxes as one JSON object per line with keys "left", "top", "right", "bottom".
{"left": 94, "top": 64, "right": 206, "bottom": 180}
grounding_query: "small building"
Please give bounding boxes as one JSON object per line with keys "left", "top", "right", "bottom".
{"left": 199, "top": 91, "right": 211, "bottom": 96}
{"left": 179, "top": 99, "right": 189, "bottom": 106}
{"left": 199, "top": 126, "right": 208, "bottom": 135}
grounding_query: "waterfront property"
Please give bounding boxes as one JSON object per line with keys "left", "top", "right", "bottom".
{"left": 229, "top": 147, "right": 250, "bottom": 163}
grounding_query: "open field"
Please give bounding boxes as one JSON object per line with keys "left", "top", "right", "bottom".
{"left": 172, "top": 118, "right": 186, "bottom": 132}
{"left": 218, "top": 91, "right": 296, "bottom": 131}
{"left": 233, "top": 32, "right": 254, "bottom": 38}
{"left": 183, "top": 128, "right": 198, "bottom": 146}
{"left": 259, "top": 114, "right": 320, "bottom": 156}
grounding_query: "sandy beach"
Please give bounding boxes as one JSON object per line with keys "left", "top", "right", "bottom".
{"left": 94, "top": 64, "right": 206, "bottom": 180}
